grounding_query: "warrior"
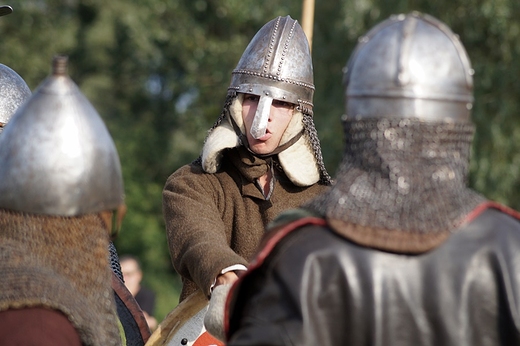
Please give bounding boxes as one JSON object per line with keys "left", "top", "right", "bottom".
{"left": 225, "top": 12, "right": 520, "bottom": 345}
{"left": 163, "top": 15, "right": 331, "bottom": 302}
{"left": 0, "top": 56, "right": 131, "bottom": 345}
{"left": 158, "top": 15, "right": 332, "bottom": 344}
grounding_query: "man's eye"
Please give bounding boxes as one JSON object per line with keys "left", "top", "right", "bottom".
{"left": 272, "top": 100, "right": 293, "bottom": 108}
{"left": 244, "top": 94, "right": 259, "bottom": 102}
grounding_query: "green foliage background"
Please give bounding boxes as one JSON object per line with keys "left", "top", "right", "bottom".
{"left": 1, "top": 0, "right": 519, "bottom": 323}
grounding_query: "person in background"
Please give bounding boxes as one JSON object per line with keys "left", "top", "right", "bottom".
{"left": 120, "top": 255, "right": 158, "bottom": 331}
{"left": 225, "top": 12, "right": 520, "bottom": 345}
{"left": 162, "top": 15, "right": 332, "bottom": 304}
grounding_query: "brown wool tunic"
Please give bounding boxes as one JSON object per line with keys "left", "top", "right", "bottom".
{"left": 163, "top": 147, "right": 328, "bottom": 302}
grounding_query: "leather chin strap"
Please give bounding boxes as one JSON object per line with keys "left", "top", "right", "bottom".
{"left": 229, "top": 115, "right": 304, "bottom": 159}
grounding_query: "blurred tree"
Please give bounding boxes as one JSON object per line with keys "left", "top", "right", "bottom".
{"left": 0, "top": 0, "right": 519, "bottom": 325}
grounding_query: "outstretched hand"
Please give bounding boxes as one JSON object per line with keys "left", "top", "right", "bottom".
{"left": 215, "top": 271, "right": 240, "bottom": 287}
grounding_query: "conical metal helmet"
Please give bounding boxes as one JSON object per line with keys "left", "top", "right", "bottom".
{"left": 228, "top": 15, "right": 315, "bottom": 139}
{"left": 0, "top": 56, "right": 124, "bottom": 216}
{"left": 344, "top": 12, "right": 474, "bottom": 122}
{"left": 0, "top": 63, "right": 31, "bottom": 134}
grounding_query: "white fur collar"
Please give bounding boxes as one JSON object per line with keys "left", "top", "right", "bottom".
{"left": 201, "top": 120, "right": 239, "bottom": 173}
{"left": 278, "top": 134, "right": 320, "bottom": 186}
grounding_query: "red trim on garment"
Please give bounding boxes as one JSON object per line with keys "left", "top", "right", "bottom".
{"left": 223, "top": 216, "right": 327, "bottom": 340}
{"left": 461, "top": 201, "right": 520, "bottom": 225}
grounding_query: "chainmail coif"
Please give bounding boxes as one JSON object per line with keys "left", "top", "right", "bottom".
{"left": 0, "top": 209, "right": 122, "bottom": 345}
{"left": 306, "top": 118, "right": 486, "bottom": 253}
{"left": 109, "top": 241, "right": 124, "bottom": 282}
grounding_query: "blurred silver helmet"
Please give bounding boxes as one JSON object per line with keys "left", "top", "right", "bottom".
{"left": 0, "top": 5, "right": 13, "bottom": 17}
{"left": 0, "top": 63, "right": 31, "bottom": 133}
{"left": 229, "top": 15, "right": 315, "bottom": 139}
{"left": 0, "top": 56, "right": 124, "bottom": 216}
{"left": 344, "top": 12, "right": 474, "bottom": 122}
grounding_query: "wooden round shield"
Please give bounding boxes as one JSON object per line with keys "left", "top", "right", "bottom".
{"left": 145, "top": 290, "right": 224, "bottom": 346}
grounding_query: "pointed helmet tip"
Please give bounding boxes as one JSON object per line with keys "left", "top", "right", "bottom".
{"left": 52, "top": 55, "right": 69, "bottom": 76}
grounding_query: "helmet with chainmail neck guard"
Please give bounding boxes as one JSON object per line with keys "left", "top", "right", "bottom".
{"left": 307, "top": 12, "right": 485, "bottom": 254}
{"left": 0, "top": 56, "right": 124, "bottom": 345}
{"left": 200, "top": 15, "right": 332, "bottom": 186}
